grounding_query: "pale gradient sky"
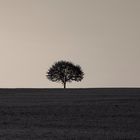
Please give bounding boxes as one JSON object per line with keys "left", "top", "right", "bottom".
{"left": 0, "top": 0, "right": 140, "bottom": 88}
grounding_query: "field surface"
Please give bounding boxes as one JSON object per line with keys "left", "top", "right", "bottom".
{"left": 0, "top": 88, "right": 140, "bottom": 140}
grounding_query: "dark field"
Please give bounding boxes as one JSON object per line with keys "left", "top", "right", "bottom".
{"left": 0, "top": 88, "right": 140, "bottom": 140}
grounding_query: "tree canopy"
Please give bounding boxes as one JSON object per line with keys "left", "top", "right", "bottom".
{"left": 46, "top": 61, "right": 84, "bottom": 88}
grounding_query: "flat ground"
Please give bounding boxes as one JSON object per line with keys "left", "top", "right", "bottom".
{"left": 0, "top": 88, "right": 140, "bottom": 140}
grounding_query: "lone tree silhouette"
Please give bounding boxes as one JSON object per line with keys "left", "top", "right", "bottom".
{"left": 46, "top": 61, "right": 84, "bottom": 88}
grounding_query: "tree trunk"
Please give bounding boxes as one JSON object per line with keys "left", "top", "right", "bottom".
{"left": 64, "top": 82, "right": 66, "bottom": 89}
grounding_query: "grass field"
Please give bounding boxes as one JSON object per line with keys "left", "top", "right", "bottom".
{"left": 0, "top": 88, "right": 140, "bottom": 140}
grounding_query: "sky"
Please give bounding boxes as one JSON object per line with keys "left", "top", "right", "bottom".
{"left": 0, "top": 0, "right": 140, "bottom": 88}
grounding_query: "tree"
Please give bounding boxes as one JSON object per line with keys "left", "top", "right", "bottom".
{"left": 46, "top": 61, "right": 84, "bottom": 88}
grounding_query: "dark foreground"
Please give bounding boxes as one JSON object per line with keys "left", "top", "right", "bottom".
{"left": 0, "top": 88, "right": 140, "bottom": 140}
